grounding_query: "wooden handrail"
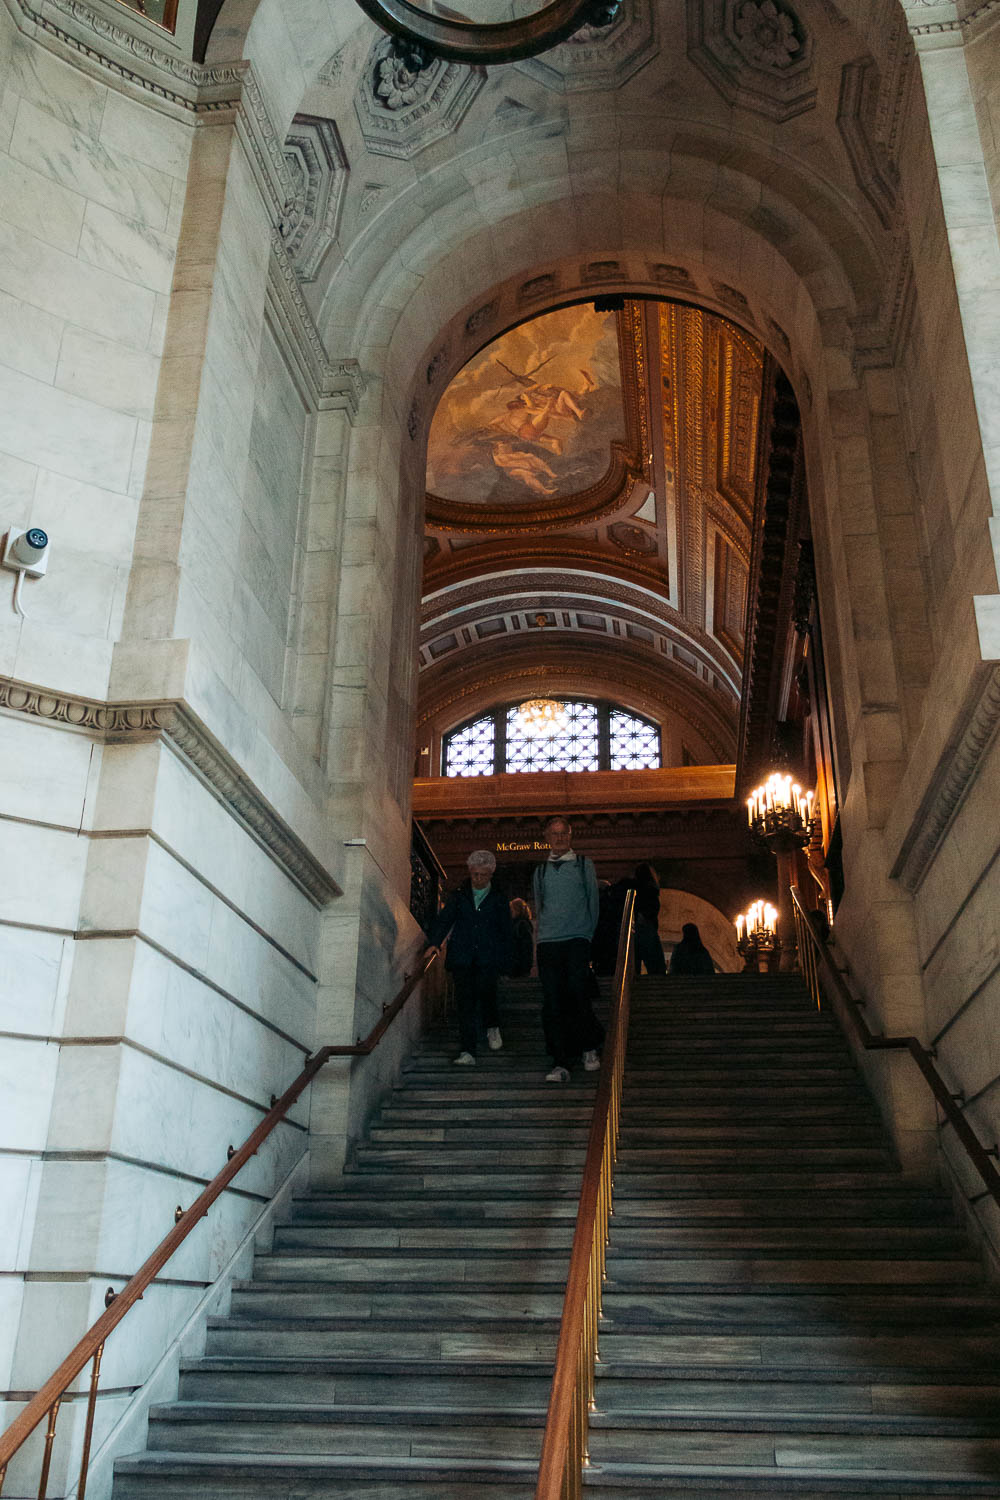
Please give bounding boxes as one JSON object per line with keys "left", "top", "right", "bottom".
{"left": 0, "top": 948, "right": 438, "bottom": 1496}
{"left": 790, "top": 888, "right": 1000, "bottom": 1211}
{"left": 535, "top": 891, "right": 636, "bottom": 1500}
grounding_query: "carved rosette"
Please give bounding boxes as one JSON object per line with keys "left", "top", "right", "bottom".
{"left": 687, "top": 0, "right": 815, "bottom": 122}
{"left": 355, "top": 36, "right": 484, "bottom": 160}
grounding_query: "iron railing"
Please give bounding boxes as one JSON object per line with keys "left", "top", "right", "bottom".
{"left": 0, "top": 949, "right": 438, "bottom": 1499}
{"left": 535, "top": 891, "right": 635, "bottom": 1500}
{"left": 790, "top": 887, "right": 1000, "bottom": 1211}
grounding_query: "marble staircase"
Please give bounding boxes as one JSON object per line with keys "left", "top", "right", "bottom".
{"left": 112, "top": 975, "right": 1000, "bottom": 1498}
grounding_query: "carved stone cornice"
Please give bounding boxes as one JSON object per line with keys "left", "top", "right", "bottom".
{"left": 3, "top": 0, "right": 248, "bottom": 114}
{"left": 266, "top": 232, "right": 365, "bottom": 416}
{"left": 905, "top": 0, "right": 1000, "bottom": 40}
{"left": 0, "top": 677, "right": 340, "bottom": 907}
{"left": 889, "top": 663, "right": 1000, "bottom": 892}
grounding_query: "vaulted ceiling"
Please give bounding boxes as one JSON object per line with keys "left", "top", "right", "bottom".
{"left": 417, "top": 298, "right": 769, "bottom": 769}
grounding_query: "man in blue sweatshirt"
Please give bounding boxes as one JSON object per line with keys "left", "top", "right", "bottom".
{"left": 532, "top": 816, "right": 604, "bottom": 1082}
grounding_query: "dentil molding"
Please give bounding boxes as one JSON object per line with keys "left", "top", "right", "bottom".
{"left": 3, "top": 0, "right": 247, "bottom": 114}
{"left": 0, "top": 677, "right": 341, "bottom": 908}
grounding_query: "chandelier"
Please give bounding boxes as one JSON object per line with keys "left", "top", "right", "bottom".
{"left": 746, "top": 772, "right": 814, "bottom": 848}
{"left": 734, "top": 899, "right": 778, "bottom": 972}
{"left": 515, "top": 698, "right": 569, "bottom": 740}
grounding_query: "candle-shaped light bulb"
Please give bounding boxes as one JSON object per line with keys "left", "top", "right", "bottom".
{"left": 736, "top": 913, "right": 744, "bottom": 940}
{"left": 747, "top": 797, "right": 754, "bottom": 827}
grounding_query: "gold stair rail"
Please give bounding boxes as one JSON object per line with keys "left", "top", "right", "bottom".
{"left": 0, "top": 949, "right": 438, "bottom": 1500}
{"left": 790, "top": 887, "right": 1000, "bottom": 1211}
{"left": 535, "top": 890, "right": 636, "bottom": 1500}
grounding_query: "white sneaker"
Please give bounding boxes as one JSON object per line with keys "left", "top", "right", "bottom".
{"left": 545, "top": 1066, "right": 570, "bottom": 1083}
{"left": 486, "top": 1027, "right": 503, "bottom": 1051}
{"left": 583, "top": 1049, "right": 601, "bottom": 1072}
{"left": 453, "top": 1051, "right": 476, "bottom": 1066}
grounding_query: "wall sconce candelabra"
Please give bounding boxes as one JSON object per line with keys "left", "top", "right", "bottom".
{"left": 746, "top": 772, "right": 818, "bottom": 971}
{"left": 734, "top": 900, "right": 778, "bottom": 973}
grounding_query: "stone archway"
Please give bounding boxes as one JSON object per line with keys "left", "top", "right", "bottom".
{"left": 658, "top": 889, "right": 740, "bottom": 972}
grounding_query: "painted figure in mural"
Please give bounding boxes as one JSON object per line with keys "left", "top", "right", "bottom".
{"left": 459, "top": 366, "right": 600, "bottom": 495}
{"left": 426, "top": 304, "right": 623, "bottom": 505}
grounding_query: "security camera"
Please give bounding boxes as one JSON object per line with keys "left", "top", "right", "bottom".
{"left": 3, "top": 527, "right": 50, "bottom": 577}
{"left": 3, "top": 526, "right": 50, "bottom": 618}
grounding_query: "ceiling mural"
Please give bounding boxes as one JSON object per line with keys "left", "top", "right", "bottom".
{"left": 419, "top": 298, "right": 769, "bottom": 770}
{"left": 426, "top": 305, "right": 626, "bottom": 506}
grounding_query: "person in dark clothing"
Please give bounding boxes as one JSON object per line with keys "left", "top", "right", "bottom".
{"left": 669, "top": 921, "right": 716, "bottom": 975}
{"left": 592, "top": 877, "right": 629, "bottom": 976}
{"left": 426, "top": 850, "right": 513, "bottom": 1064}
{"left": 633, "top": 862, "right": 666, "bottom": 975}
{"left": 508, "top": 898, "right": 535, "bottom": 977}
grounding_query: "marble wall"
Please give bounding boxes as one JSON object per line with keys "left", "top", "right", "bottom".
{"left": 0, "top": 9, "right": 421, "bottom": 1495}
{"left": 0, "top": 5, "right": 190, "bottom": 698}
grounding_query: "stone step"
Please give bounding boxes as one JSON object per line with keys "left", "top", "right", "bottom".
{"left": 113, "top": 1451, "right": 539, "bottom": 1499}
{"left": 581, "top": 1461, "right": 1000, "bottom": 1495}
{"left": 596, "top": 1331, "right": 1000, "bottom": 1372}
{"left": 379, "top": 1102, "right": 878, "bottom": 1124}
{"left": 230, "top": 1282, "right": 996, "bottom": 1333}
{"left": 585, "top": 1424, "right": 1000, "bottom": 1479}
{"left": 592, "top": 1374, "right": 1000, "bottom": 1418}
{"left": 599, "top": 1290, "right": 996, "bottom": 1327}
{"left": 226, "top": 1287, "right": 570, "bottom": 1320}
{"left": 205, "top": 1323, "right": 560, "bottom": 1360}
{"left": 604, "top": 1257, "right": 982, "bottom": 1287}
{"left": 270, "top": 1222, "right": 968, "bottom": 1254}
{"left": 147, "top": 1401, "right": 546, "bottom": 1458}
{"left": 179, "top": 1356, "right": 557, "bottom": 1408}
{"left": 294, "top": 1180, "right": 956, "bottom": 1214}
{"left": 367, "top": 1122, "right": 885, "bottom": 1146}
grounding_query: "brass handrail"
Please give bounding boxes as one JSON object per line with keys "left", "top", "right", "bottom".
{"left": 790, "top": 887, "right": 1000, "bottom": 1211}
{"left": 0, "top": 948, "right": 438, "bottom": 1499}
{"left": 535, "top": 890, "right": 636, "bottom": 1500}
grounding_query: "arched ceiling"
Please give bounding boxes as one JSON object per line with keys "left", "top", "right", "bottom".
{"left": 419, "top": 298, "right": 769, "bottom": 761}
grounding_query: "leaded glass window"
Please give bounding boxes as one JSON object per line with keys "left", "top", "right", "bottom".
{"left": 609, "top": 708, "right": 661, "bottom": 770}
{"left": 443, "top": 714, "right": 496, "bottom": 777}
{"left": 441, "top": 700, "right": 661, "bottom": 776}
{"left": 505, "top": 701, "right": 600, "bottom": 774}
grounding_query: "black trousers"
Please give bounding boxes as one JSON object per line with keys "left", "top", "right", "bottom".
{"left": 451, "top": 965, "right": 500, "bottom": 1056}
{"left": 536, "top": 938, "right": 604, "bottom": 1068}
{"left": 635, "top": 916, "right": 666, "bottom": 975}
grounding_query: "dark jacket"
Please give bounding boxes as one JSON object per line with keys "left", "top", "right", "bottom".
{"left": 428, "top": 881, "right": 513, "bottom": 972}
{"left": 669, "top": 939, "right": 715, "bottom": 975}
{"left": 508, "top": 916, "right": 535, "bottom": 977}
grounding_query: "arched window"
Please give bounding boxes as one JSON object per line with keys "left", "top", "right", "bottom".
{"left": 442, "top": 700, "right": 661, "bottom": 777}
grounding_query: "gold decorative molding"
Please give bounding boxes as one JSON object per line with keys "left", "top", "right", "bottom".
{"left": 0, "top": 678, "right": 340, "bottom": 908}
